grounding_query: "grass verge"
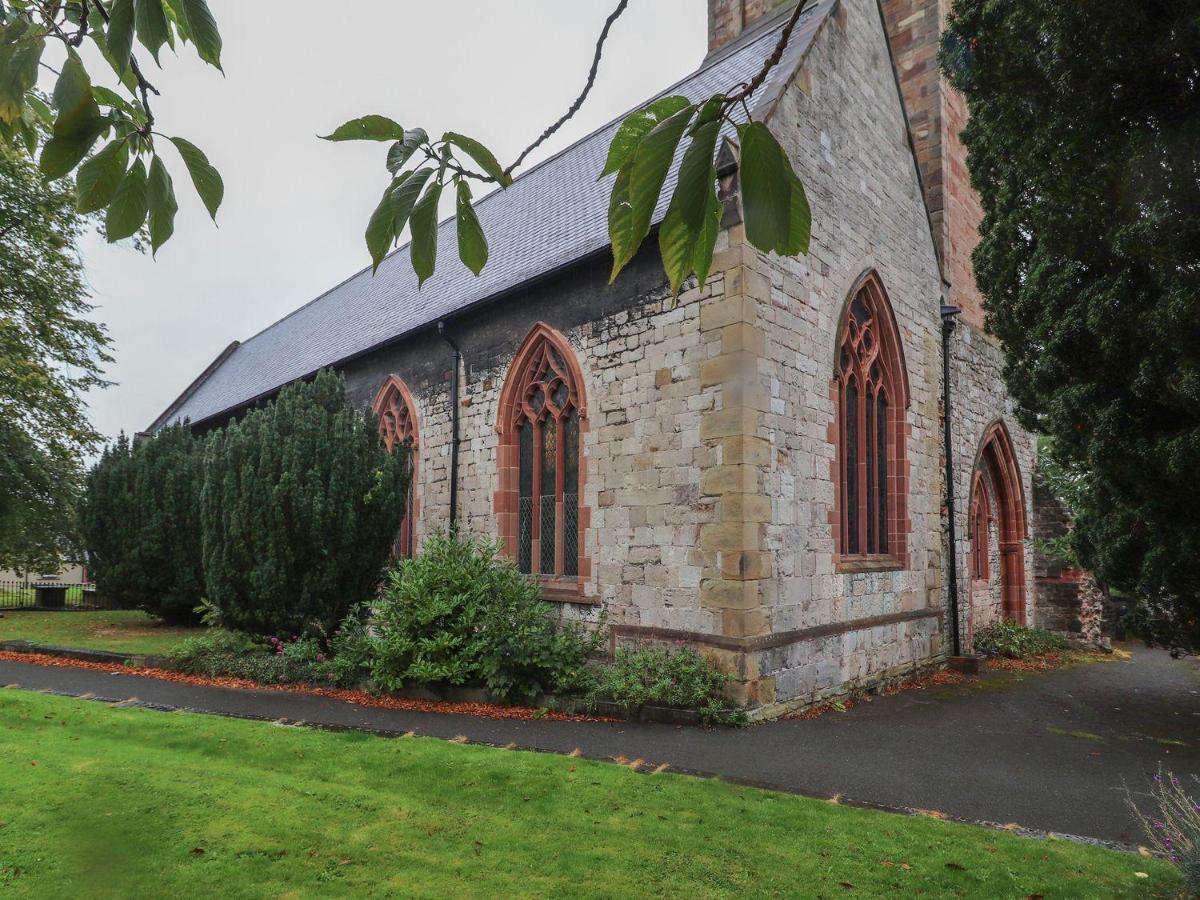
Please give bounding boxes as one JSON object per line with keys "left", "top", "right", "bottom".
{"left": 0, "top": 610, "right": 206, "bottom": 656}
{"left": 0, "top": 690, "right": 1180, "bottom": 898}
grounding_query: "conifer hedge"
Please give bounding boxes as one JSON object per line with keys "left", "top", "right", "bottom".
{"left": 79, "top": 425, "right": 205, "bottom": 623}
{"left": 199, "top": 370, "right": 409, "bottom": 637}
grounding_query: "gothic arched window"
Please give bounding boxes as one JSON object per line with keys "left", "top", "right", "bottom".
{"left": 496, "top": 324, "right": 588, "bottom": 586}
{"left": 834, "top": 272, "right": 910, "bottom": 564}
{"left": 970, "top": 472, "right": 991, "bottom": 582}
{"left": 373, "top": 376, "right": 419, "bottom": 559}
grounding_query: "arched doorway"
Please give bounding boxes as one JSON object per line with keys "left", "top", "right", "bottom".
{"left": 971, "top": 421, "right": 1028, "bottom": 625}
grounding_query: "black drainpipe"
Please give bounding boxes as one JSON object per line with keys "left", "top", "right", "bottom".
{"left": 941, "top": 303, "right": 963, "bottom": 657}
{"left": 437, "top": 321, "right": 462, "bottom": 529}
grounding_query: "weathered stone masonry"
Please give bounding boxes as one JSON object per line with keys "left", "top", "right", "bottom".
{"left": 162, "top": 0, "right": 1064, "bottom": 714}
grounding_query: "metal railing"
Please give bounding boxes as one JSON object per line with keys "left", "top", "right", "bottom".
{"left": 0, "top": 579, "right": 103, "bottom": 610}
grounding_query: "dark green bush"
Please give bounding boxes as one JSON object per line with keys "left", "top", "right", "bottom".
{"left": 973, "top": 621, "right": 1070, "bottom": 659}
{"left": 371, "top": 531, "right": 604, "bottom": 701}
{"left": 588, "top": 645, "right": 745, "bottom": 726}
{"left": 200, "top": 370, "right": 409, "bottom": 638}
{"left": 79, "top": 425, "right": 205, "bottom": 623}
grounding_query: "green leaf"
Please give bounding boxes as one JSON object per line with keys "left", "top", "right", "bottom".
{"left": 76, "top": 138, "right": 130, "bottom": 213}
{"left": 88, "top": 27, "right": 139, "bottom": 92}
{"left": 443, "top": 132, "right": 510, "bottom": 187}
{"left": 40, "top": 54, "right": 106, "bottom": 179}
{"left": 320, "top": 115, "right": 405, "bottom": 142}
{"left": 363, "top": 168, "right": 434, "bottom": 273}
{"left": 147, "top": 154, "right": 178, "bottom": 254}
{"left": 738, "top": 121, "right": 810, "bottom": 256}
{"left": 409, "top": 179, "right": 443, "bottom": 287}
{"left": 601, "top": 95, "right": 691, "bottom": 178}
{"left": 455, "top": 179, "right": 488, "bottom": 276}
{"left": 161, "top": 0, "right": 191, "bottom": 41}
{"left": 692, "top": 94, "right": 726, "bottom": 129}
{"left": 134, "top": 0, "right": 172, "bottom": 65}
{"left": 608, "top": 104, "right": 695, "bottom": 282}
{"left": 168, "top": 136, "right": 223, "bottom": 220}
{"left": 106, "top": 157, "right": 149, "bottom": 241}
{"left": 0, "top": 20, "right": 44, "bottom": 125}
{"left": 386, "top": 128, "right": 428, "bottom": 174}
{"left": 658, "top": 118, "right": 720, "bottom": 297}
{"left": 25, "top": 94, "right": 51, "bottom": 124}
{"left": 91, "top": 85, "right": 141, "bottom": 119}
{"left": 693, "top": 185, "right": 723, "bottom": 289}
{"left": 178, "top": 0, "right": 221, "bottom": 70}
{"left": 106, "top": 0, "right": 136, "bottom": 76}
{"left": 388, "top": 168, "right": 434, "bottom": 236}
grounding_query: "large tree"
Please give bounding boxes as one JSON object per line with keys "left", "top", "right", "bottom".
{"left": 0, "top": 145, "right": 109, "bottom": 572}
{"left": 944, "top": 1, "right": 1200, "bottom": 651}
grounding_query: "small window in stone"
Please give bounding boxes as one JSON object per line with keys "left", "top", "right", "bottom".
{"left": 373, "top": 376, "right": 419, "bottom": 559}
{"left": 834, "top": 274, "right": 909, "bottom": 562}
{"left": 970, "top": 475, "right": 990, "bottom": 582}
{"left": 501, "top": 329, "right": 584, "bottom": 579}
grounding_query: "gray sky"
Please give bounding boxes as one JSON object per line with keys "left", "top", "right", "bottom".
{"left": 73, "top": 1, "right": 706, "bottom": 440}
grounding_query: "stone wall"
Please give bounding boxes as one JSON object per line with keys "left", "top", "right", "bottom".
{"left": 947, "top": 324, "right": 1037, "bottom": 649}
{"left": 732, "top": 0, "right": 949, "bottom": 710}
{"left": 183, "top": 0, "right": 1045, "bottom": 713}
{"left": 1031, "top": 467, "right": 1084, "bottom": 634}
{"left": 336, "top": 245, "right": 739, "bottom": 637}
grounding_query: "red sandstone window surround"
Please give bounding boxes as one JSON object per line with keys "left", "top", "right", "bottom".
{"left": 969, "top": 471, "right": 991, "bottom": 582}
{"left": 495, "top": 324, "right": 592, "bottom": 601}
{"left": 373, "top": 375, "right": 419, "bottom": 559}
{"left": 830, "top": 271, "right": 910, "bottom": 570}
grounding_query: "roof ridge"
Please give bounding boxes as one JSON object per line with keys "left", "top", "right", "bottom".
{"left": 232, "top": 13, "right": 801, "bottom": 351}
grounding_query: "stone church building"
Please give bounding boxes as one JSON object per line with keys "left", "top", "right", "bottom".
{"left": 154, "top": 0, "right": 1074, "bottom": 715}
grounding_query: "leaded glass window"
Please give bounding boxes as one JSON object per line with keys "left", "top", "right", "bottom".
{"left": 506, "top": 337, "right": 583, "bottom": 578}
{"left": 836, "top": 280, "right": 905, "bottom": 559}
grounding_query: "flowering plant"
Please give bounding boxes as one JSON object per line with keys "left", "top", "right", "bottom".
{"left": 1129, "top": 767, "right": 1200, "bottom": 891}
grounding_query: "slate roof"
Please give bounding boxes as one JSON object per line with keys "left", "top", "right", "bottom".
{"left": 157, "top": 0, "right": 836, "bottom": 428}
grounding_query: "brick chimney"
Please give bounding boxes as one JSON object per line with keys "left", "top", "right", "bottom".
{"left": 708, "top": 0, "right": 794, "bottom": 53}
{"left": 879, "top": 0, "right": 986, "bottom": 326}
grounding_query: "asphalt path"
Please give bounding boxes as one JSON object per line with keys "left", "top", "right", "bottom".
{"left": 2, "top": 643, "right": 1196, "bottom": 844}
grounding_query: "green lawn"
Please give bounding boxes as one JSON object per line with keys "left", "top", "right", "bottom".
{"left": 0, "top": 610, "right": 205, "bottom": 656}
{"left": 0, "top": 691, "right": 1178, "bottom": 898}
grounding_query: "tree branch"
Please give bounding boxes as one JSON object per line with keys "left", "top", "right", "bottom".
{"left": 727, "top": 0, "right": 808, "bottom": 105}
{"left": 503, "top": 0, "right": 631, "bottom": 178}
{"left": 85, "top": 0, "right": 159, "bottom": 133}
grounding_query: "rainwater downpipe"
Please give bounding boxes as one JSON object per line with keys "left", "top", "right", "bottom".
{"left": 437, "top": 321, "right": 462, "bottom": 530}
{"left": 941, "top": 303, "right": 963, "bottom": 657}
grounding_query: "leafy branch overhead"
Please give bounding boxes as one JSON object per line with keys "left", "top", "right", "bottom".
{"left": 0, "top": 0, "right": 224, "bottom": 254}
{"left": 325, "top": 0, "right": 812, "bottom": 292}
{"left": 3, "top": 0, "right": 811, "bottom": 287}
